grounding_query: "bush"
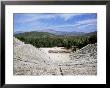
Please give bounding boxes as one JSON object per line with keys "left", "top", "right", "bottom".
{"left": 16, "top": 35, "right": 97, "bottom": 49}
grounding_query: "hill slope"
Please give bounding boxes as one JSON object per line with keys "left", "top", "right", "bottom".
{"left": 14, "top": 38, "right": 97, "bottom": 75}
{"left": 14, "top": 31, "right": 97, "bottom": 38}
{"left": 37, "top": 29, "right": 86, "bottom": 36}
{"left": 14, "top": 37, "right": 61, "bottom": 75}
{"left": 14, "top": 32, "right": 56, "bottom": 38}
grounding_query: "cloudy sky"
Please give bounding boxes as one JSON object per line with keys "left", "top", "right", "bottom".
{"left": 14, "top": 13, "right": 97, "bottom": 33}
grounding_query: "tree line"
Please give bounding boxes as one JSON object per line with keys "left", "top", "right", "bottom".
{"left": 16, "top": 35, "right": 97, "bottom": 49}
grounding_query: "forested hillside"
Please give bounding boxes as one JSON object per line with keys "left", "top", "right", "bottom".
{"left": 14, "top": 31, "right": 97, "bottom": 49}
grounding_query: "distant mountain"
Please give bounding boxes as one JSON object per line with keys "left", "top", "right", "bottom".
{"left": 14, "top": 29, "right": 97, "bottom": 37}
{"left": 38, "top": 29, "right": 57, "bottom": 34}
{"left": 14, "top": 30, "right": 97, "bottom": 39}
{"left": 14, "top": 31, "right": 56, "bottom": 38}
{"left": 37, "top": 29, "right": 86, "bottom": 36}
{"left": 84, "top": 31, "right": 97, "bottom": 36}
{"left": 14, "top": 31, "right": 25, "bottom": 34}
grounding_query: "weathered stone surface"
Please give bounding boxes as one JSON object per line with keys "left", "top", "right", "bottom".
{"left": 14, "top": 37, "right": 97, "bottom": 75}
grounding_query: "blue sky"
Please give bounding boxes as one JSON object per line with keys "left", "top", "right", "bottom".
{"left": 14, "top": 13, "right": 97, "bottom": 33}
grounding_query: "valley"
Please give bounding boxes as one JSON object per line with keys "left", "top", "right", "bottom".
{"left": 14, "top": 30, "right": 97, "bottom": 75}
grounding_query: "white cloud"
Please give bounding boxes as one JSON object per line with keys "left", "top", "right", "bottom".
{"left": 77, "top": 19, "right": 97, "bottom": 24}
{"left": 52, "top": 24, "right": 74, "bottom": 28}
{"left": 15, "top": 13, "right": 84, "bottom": 23}
{"left": 59, "top": 13, "right": 82, "bottom": 21}
{"left": 50, "top": 18, "right": 97, "bottom": 29}
{"left": 77, "top": 23, "right": 96, "bottom": 29}
{"left": 15, "top": 14, "right": 56, "bottom": 23}
{"left": 14, "top": 13, "right": 97, "bottom": 32}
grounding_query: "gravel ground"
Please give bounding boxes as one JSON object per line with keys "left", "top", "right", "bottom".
{"left": 14, "top": 37, "right": 97, "bottom": 75}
